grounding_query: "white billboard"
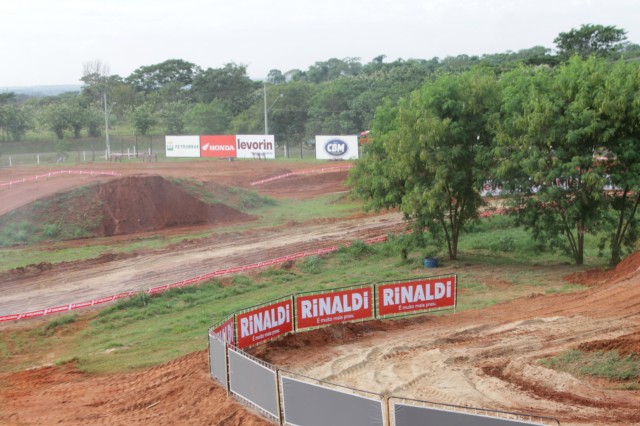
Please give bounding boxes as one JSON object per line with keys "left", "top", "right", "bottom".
{"left": 165, "top": 135, "right": 201, "bottom": 158}
{"left": 236, "top": 135, "right": 276, "bottom": 159}
{"left": 315, "top": 135, "right": 359, "bottom": 160}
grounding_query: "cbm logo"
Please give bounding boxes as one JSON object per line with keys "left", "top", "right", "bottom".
{"left": 324, "top": 139, "right": 348, "bottom": 157}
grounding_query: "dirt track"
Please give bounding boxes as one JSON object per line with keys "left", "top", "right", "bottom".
{"left": 0, "top": 211, "right": 403, "bottom": 317}
{"left": 1, "top": 160, "right": 639, "bottom": 426}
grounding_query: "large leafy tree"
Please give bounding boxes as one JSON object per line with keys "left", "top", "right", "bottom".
{"left": 303, "top": 57, "right": 363, "bottom": 83}
{"left": 126, "top": 59, "right": 200, "bottom": 93}
{"left": 265, "top": 81, "right": 313, "bottom": 144}
{"left": 159, "top": 101, "right": 189, "bottom": 134}
{"left": 351, "top": 68, "right": 500, "bottom": 259}
{"left": 130, "top": 103, "right": 157, "bottom": 136}
{"left": 0, "top": 94, "right": 31, "bottom": 141}
{"left": 189, "top": 63, "right": 258, "bottom": 115}
{"left": 494, "top": 58, "right": 612, "bottom": 265}
{"left": 554, "top": 24, "right": 627, "bottom": 60}
{"left": 0, "top": 104, "right": 30, "bottom": 141}
{"left": 185, "top": 100, "right": 231, "bottom": 134}
{"left": 306, "top": 77, "right": 369, "bottom": 135}
{"left": 348, "top": 99, "right": 406, "bottom": 212}
{"left": 596, "top": 60, "right": 640, "bottom": 265}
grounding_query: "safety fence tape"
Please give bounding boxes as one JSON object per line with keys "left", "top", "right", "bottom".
{"left": 0, "top": 234, "right": 386, "bottom": 323}
{"left": 249, "top": 165, "right": 354, "bottom": 186}
{"left": 0, "top": 170, "right": 121, "bottom": 188}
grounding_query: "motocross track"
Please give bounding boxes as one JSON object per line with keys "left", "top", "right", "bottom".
{"left": 0, "top": 160, "right": 639, "bottom": 426}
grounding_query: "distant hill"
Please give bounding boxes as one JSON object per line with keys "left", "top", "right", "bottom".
{"left": 0, "top": 85, "right": 81, "bottom": 97}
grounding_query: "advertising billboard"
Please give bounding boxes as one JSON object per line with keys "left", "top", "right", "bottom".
{"left": 377, "top": 275, "right": 457, "bottom": 318}
{"left": 200, "top": 135, "right": 236, "bottom": 158}
{"left": 211, "top": 315, "right": 235, "bottom": 345}
{"left": 236, "top": 134, "right": 275, "bottom": 159}
{"left": 296, "top": 286, "right": 374, "bottom": 330}
{"left": 235, "top": 298, "right": 293, "bottom": 349}
{"left": 315, "top": 135, "right": 359, "bottom": 160}
{"left": 165, "top": 135, "right": 201, "bottom": 158}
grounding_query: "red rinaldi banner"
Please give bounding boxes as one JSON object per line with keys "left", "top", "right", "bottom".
{"left": 200, "top": 135, "right": 236, "bottom": 158}
{"left": 377, "top": 275, "right": 457, "bottom": 318}
{"left": 211, "top": 315, "right": 236, "bottom": 345}
{"left": 236, "top": 298, "right": 293, "bottom": 349}
{"left": 296, "top": 286, "right": 374, "bottom": 330}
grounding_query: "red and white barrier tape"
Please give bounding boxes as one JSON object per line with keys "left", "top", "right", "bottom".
{"left": 250, "top": 165, "right": 354, "bottom": 186}
{"left": 0, "top": 234, "right": 387, "bottom": 323}
{"left": 0, "top": 170, "right": 121, "bottom": 188}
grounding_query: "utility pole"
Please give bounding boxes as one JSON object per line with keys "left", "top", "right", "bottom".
{"left": 263, "top": 83, "right": 282, "bottom": 135}
{"left": 263, "top": 83, "right": 269, "bottom": 135}
{"left": 103, "top": 92, "right": 111, "bottom": 159}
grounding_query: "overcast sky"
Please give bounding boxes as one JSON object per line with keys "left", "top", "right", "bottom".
{"left": 1, "top": 0, "right": 639, "bottom": 87}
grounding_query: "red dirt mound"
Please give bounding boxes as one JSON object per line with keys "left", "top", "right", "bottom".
{"left": 0, "top": 350, "right": 270, "bottom": 426}
{"left": 564, "top": 250, "right": 640, "bottom": 286}
{"left": 577, "top": 331, "right": 640, "bottom": 357}
{"left": 97, "top": 175, "right": 254, "bottom": 236}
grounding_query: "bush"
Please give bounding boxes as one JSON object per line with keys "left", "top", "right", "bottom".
{"left": 338, "top": 240, "right": 374, "bottom": 260}
{"left": 42, "top": 223, "right": 61, "bottom": 238}
{"left": 300, "top": 256, "right": 322, "bottom": 274}
{"left": 490, "top": 236, "right": 516, "bottom": 253}
{"left": 42, "top": 314, "right": 77, "bottom": 336}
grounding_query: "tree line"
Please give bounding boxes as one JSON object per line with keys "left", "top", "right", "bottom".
{"left": 349, "top": 54, "right": 640, "bottom": 267}
{"left": 1, "top": 24, "right": 637, "bottom": 147}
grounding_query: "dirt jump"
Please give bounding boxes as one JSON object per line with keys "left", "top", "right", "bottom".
{"left": 0, "top": 160, "right": 639, "bottom": 426}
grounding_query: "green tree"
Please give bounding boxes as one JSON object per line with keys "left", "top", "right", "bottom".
{"left": 351, "top": 68, "right": 500, "bottom": 260}
{"left": 348, "top": 99, "right": 406, "bottom": 212}
{"left": 38, "top": 98, "right": 84, "bottom": 140}
{"left": 0, "top": 92, "right": 16, "bottom": 105}
{"left": 306, "top": 77, "right": 368, "bottom": 135}
{"left": 494, "top": 58, "right": 611, "bottom": 265}
{"left": 596, "top": 60, "right": 640, "bottom": 265}
{"left": 189, "top": 63, "right": 258, "bottom": 115}
{"left": 267, "top": 69, "right": 286, "bottom": 85}
{"left": 267, "top": 82, "right": 313, "bottom": 143}
{"left": 131, "top": 103, "right": 157, "bottom": 135}
{"left": 126, "top": 59, "right": 200, "bottom": 93}
{"left": 0, "top": 104, "right": 30, "bottom": 141}
{"left": 554, "top": 24, "right": 628, "bottom": 60}
{"left": 159, "top": 101, "right": 188, "bottom": 134}
{"left": 185, "top": 100, "right": 231, "bottom": 134}
{"left": 304, "top": 57, "right": 363, "bottom": 83}
{"left": 84, "top": 107, "right": 103, "bottom": 138}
